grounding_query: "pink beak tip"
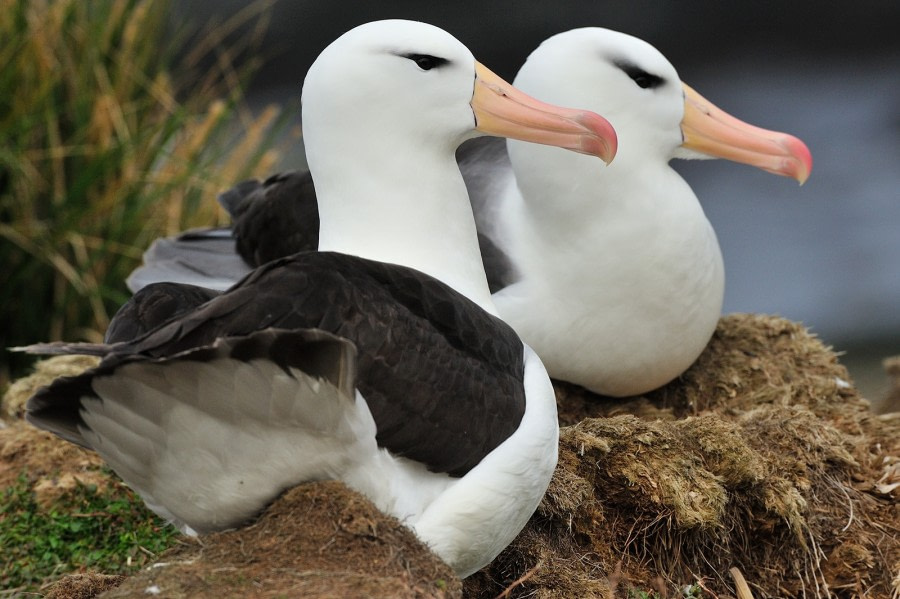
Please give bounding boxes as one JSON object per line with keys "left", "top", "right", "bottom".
{"left": 576, "top": 111, "right": 618, "bottom": 164}
{"left": 786, "top": 135, "right": 813, "bottom": 185}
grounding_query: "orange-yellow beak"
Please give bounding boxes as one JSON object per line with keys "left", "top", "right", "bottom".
{"left": 681, "top": 83, "right": 812, "bottom": 184}
{"left": 471, "top": 62, "right": 618, "bottom": 164}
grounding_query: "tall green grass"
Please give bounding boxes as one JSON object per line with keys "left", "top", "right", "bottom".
{"left": 0, "top": 0, "right": 288, "bottom": 387}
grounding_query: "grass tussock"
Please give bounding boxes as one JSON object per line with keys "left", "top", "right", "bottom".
{"left": 0, "top": 0, "right": 288, "bottom": 387}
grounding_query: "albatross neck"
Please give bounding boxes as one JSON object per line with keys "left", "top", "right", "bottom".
{"left": 310, "top": 139, "right": 499, "bottom": 317}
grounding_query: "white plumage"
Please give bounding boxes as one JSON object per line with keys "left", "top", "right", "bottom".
{"left": 473, "top": 28, "right": 811, "bottom": 396}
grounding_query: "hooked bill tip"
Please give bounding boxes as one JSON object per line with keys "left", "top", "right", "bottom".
{"left": 784, "top": 134, "right": 813, "bottom": 185}
{"left": 576, "top": 111, "right": 618, "bottom": 164}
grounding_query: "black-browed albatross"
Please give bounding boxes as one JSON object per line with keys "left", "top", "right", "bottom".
{"left": 466, "top": 28, "right": 813, "bottom": 396}
{"left": 18, "top": 20, "right": 617, "bottom": 578}
{"left": 126, "top": 27, "right": 812, "bottom": 398}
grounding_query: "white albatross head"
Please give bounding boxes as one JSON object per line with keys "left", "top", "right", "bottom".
{"left": 302, "top": 20, "right": 617, "bottom": 168}
{"left": 509, "top": 27, "right": 812, "bottom": 184}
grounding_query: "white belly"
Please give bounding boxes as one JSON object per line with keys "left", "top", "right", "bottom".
{"left": 494, "top": 197, "right": 725, "bottom": 396}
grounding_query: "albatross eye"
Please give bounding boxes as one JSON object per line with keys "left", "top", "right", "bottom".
{"left": 614, "top": 60, "right": 665, "bottom": 90}
{"left": 633, "top": 73, "right": 657, "bottom": 89}
{"left": 404, "top": 53, "right": 449, "bottom": 71}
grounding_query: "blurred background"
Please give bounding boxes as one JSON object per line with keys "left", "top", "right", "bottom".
{"left": 3, "top": 1, "right": 898, "bottom": 410}
{"left": 177, "top": 0, "right": 900, "bottom": 409}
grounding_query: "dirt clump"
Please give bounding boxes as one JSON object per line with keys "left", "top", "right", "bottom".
{"left": 99, "top": 481, "right": 461, "bottom": 598}
{"left": 44, "top": 572, "right": 126, "bottom": 599}
{"left": 1, "top": 357, "right": 111, "bottom": 505}
{"left": 0, "top": 419, "right": 106, "bottom": 493}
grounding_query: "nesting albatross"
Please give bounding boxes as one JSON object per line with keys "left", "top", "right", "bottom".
{"left": 126, "top": 27, "right": 811, "bottom": 398}
{"left": 466, "top": 28, "right": 812, "bottom": 396}
{"left": 18, "top": 20, "right": 617, "bottom": 577}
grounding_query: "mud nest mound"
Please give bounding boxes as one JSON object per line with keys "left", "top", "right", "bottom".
{"left": 3, "top": 314, "right": 898, "bottom": 598}
{"left": 100, "top": 481, "right": 460, "bottom": 598}
{"left": 465, "top": 314, "right": 900, "bottom": 598}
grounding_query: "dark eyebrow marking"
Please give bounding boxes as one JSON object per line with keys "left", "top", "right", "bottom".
{"left": 612, "top": 59, "right": 665, "bottom": 90}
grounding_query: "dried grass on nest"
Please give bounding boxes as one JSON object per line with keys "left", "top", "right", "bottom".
{"left": 0, "top": 423, "right": 106, "bottom": 497}
{"left": 1, "top": 357, "right": 111, "bottom": 505}
{"left": 100, "top": 481, "right": 461, "bottom": 599}
{"left": 466, "top": 314, "right": 899, "bottom": 599}
{"left": 43, "top": 573, "right": 126, "bottom": 599}
{"left": 2, "top": 355, "right": 101, "bottom": 420}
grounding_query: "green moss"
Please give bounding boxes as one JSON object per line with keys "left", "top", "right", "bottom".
{"left": 0, "top": 471, "right": 178, "bottom": 592}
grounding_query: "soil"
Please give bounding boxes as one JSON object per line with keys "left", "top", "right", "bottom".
{"left": 3, "top": 314, "right": 898, "bottom": 598}
{"left": 97, "top": 481, "right": 460, "bottom": 599}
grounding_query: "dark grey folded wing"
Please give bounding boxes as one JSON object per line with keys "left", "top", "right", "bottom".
{"left": 28, "top": 251, "right": 527, "bottom": 478}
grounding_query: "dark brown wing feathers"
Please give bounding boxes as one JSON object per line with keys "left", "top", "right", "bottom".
{"left": 29, "top": 252, "right": 526, "bottom": 477}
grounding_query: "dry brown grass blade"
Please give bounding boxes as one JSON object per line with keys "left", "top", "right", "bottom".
{"left": 730, "top": 568, "right": 755, "bottom": 599}
{"left": 494, "top": 560, "right": 543, "bottom": 599}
